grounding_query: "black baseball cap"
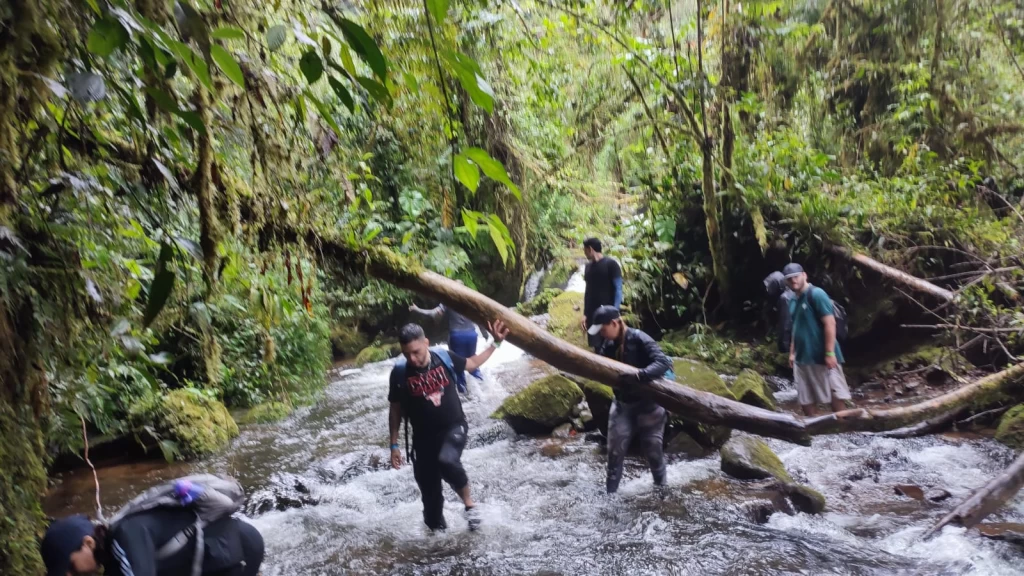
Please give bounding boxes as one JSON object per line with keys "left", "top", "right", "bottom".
{"left": 782, "top": 263, "right": 805, "bottom": 278}
{"left": 587, "top": 305, "right": 621, "bottom": 335}
{"left": 41, "top": 515, "right": 94, "bottom": 576}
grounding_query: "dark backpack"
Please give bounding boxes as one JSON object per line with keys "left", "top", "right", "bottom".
{"left": 106, "top": 474, "right": 245, "bottom": 576}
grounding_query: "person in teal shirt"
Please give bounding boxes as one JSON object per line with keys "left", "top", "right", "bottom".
{"left": 784, "top": 263, "right": 851, "bottom": 416}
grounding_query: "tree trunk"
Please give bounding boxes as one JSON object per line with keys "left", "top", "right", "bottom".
{"left": 876, "top": 408, "right": 963, "bottom": 438}
{"left": 923, "top": 450, "right": 1024, "bottom": 539}
{"left": 702, "top": 143, "right": 730, "bottom": 308}
{"left": 828, "top": 245, "right": 955, "bottom": 302}
{"left": 806, "top": 362, "right": 1024, "bottom": 434}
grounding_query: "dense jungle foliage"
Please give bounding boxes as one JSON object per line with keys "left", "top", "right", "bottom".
{"left": 5, "top": 0, "right": 1024, "bottom": 572}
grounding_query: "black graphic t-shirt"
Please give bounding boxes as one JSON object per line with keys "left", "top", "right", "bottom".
{"left": 584, "top": 257, "right": 622, "bottom": 322}
{"left": 388, "top": 350, "right": 468, "bottom": 439}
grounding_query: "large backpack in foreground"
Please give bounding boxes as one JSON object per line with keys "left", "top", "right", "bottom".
{"left": 107, "top": 474, "right": 245, "bottom": 576}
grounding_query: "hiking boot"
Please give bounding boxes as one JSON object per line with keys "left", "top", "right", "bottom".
{"left": 465, "top": 505, "right": 481, "bottom": 531}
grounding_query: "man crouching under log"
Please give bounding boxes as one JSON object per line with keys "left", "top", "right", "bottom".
{"left": 589, "top": 305, "right": 673, "bottom": 493}
{"left": 388, "top": 320, "right": 509, "bottom": 531}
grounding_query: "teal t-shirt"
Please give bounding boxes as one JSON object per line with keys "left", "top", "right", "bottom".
{"left": 788, "top": 285, "right": 844, "bottom": 366}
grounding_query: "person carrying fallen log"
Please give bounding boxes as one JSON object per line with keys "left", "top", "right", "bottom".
{"left": 589, "top": 305, "right": 674, "bottom": 493}
{"left": 785, "top": 263, "right": 853, "bottom": 416}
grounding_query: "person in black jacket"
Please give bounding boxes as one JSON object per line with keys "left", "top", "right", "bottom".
{"left": 764, "top": 271, "right": 796, "bottom": 353}
{"left": 588, "top": 305, "right": 673, "bottom": 493}
{"left": 41, "top": 509, "right": 263, "bottom": 576}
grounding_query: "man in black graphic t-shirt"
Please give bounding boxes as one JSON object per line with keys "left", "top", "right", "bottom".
{"left": 581, "top": 238, "right": 623, "bottom": 349}
{"left": 388, "top": 319, "right": 509, "bottom": 531}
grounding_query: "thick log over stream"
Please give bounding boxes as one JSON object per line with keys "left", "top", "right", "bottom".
{"left": 308, "top": 236, "right": 1024, "bottom": 446}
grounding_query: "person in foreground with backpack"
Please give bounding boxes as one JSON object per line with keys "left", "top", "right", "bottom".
{"left": 784, "top": 263, "right": 852, "bottom": 416}
{"left": 388, "top": 319, "right": 510, "bottom": 532}
{"left": 40, "top": 475, "right": 263, "bottom": 576}
{"left": 588, "top": 305, "right": 673, "bottom": 493}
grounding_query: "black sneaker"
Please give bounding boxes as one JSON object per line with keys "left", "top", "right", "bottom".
{"left": 465, "top": 505, "right": 481, "bottom": 531}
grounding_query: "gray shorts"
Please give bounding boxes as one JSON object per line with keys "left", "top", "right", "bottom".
{"left": 794, "top": 363, "right": 851, "bottom": 405}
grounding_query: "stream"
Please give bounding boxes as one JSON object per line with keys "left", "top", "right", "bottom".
{"left": 45, "top": 273, "right": 1024, "bottom": 575}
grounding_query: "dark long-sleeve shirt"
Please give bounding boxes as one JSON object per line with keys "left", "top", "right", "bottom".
{"left": 597, "top": 327, "right": 672, "bottom": 404}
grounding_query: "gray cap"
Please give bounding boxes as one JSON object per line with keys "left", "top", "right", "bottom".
{"left": 782, "top": 263, "right": 805, "bottom": 278}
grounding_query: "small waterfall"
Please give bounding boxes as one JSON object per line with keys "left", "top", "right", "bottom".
{"left": 522, "top": 268, "right": 545, "bottom": 302}
{"left": 565, "top": 265, "right": 586, "bottom": 293}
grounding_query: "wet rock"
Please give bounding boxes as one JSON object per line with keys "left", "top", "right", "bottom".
{"left": 976, "top": 523, "right": 1024, "bottom": 545}
{"left": 729, "top": 370, "right": 777, "bottom": 411}
{"left": 926, "top": 488, "right": 952, "bottom": 502}
{"left": 246, "top": 485, "right": 319, "bottom": 515}
{"left": 577, "top": 379, "right": 614, "bottom": 435}
{"left": 663, "top": 429, "right": 707, "bottom": 458}
{"left": 584, "top": 432, "right": 605, "bottom": 444}
{"left": 894, "top": 484, "right": 925, "bottom": 501}
{"left": 780, "top": 483, "right": 827, "bottom": 515}
{"left": 721, "top": 436, "right": 791, "bottom": 481}
{"left": 744, "top": 492, "right": 794, "bottom": 525}
{"left": 491, "top": 374, "right": 584, "bottom": 434}
{"left": 995, "top": 404, "right": 1024, "bottom": 450}
{"left": 539, "top": 441, "right": 565, "bottom": 458}
{"left": 551, "top": 423, "right": 574, "bottom": 438}
{"left": 763, "top": 375, "right": 793, "bottom": 392}
{"left": 864, "top": 458, "right": 882, "bottom": 472}
{"left": 354, "top": 345, "right": 394, "bottom": 366}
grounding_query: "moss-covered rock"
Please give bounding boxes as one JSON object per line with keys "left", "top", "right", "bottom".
{"left": 720, "top": 435, "right": 792, "bottom": 481}
{"left": 548, "top": 290, "right": 588, "bottom": 349}
{"left": 330, "top": 323, "right": 368, "bottom": 359}
{"left": 238, "top": 401, "right": 293, "bottom": 424}
{"left": 355, "top": 345, "right": 393, "bottom": 366}
{"left": 664, "top": 429, "right": 708, "bottom": 458}
{"left": 670, "top": 359, "right": 734, "bottom": 449}
{"left": 730, "top": 370, "right": 777, "bottom": 410}
{"left": 142, "top": 390, "right": 239, "bottom": 458}
{"left": 660, "top": 329, "right": 789, "bottom": 376}
{"left": 848, "top": 343, "right": 967, "bottom": 385}
{"left": 720, "top": 435, "right": 826, "bottom": 514}
{"left": 491, "top": 374, "right": 584, "bottom": 434}
{"left": 578, "top": 378, "right": 615, "bottom": 435}
{"left": 517, "top": 288, "right": 564, "bottom": 316}
{"left": 0, "top": 400, "right": 47, "bottom": 575}
{"left": 996, "top": 404, "right": 1024, "bottom": 450}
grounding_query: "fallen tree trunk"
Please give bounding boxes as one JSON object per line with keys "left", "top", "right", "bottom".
{"left": 876, "top": 408, "right": 964, "bottom": 439}
{"left": 806, "top": 362, "right": 1024, "bottom": 435}
{"left": 923, "top": 450, "right": 1024, "bottom": 539}
{"left": 828, "top": 245, "right": 955, "bottom": 302}
{"left": 300, "top": 232, "right": 1024, "bottom": 444}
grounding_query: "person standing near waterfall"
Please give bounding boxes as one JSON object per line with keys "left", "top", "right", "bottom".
{"left": 388, "top": 319, "right": 510, "bottom": 532}
{"left": 589, "top": 305, "right": 672, "bottom": 494}
{"left": 580, "top": 238, "right": 623, "bottom": 350}
{"left": 409, "top": 281, "right": 491, "bottom": 394}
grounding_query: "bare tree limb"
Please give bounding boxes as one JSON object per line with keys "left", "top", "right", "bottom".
{"left": 829, "top": 245, "right": 956, "bottom": 302}
{"left": 923, "top": 450, "right": 1024, "bottom": 539}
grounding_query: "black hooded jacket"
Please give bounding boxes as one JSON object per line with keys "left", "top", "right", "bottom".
{"left": 596, "top": 327, "right": 672, "bottom": 403}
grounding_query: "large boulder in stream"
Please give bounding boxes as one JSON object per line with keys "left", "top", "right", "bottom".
{"left": 132, "top": 389, "right": 239, "bottom": 458}
{"left": 996, "top": 404, "right": 1024, "bottom": 450}
{"left": 729, "top": 370, "right": 776, "bottom": 411}
{"left": 577, "top": 378, "right": 615, "bottom": 435}
{"left": 669, "top": 359, "right": 733, "bottom": 451}
{"left": 354, "top": 344, "right": 396, "bottom": 366}
{"left": 491, "top": 374, "right": 584, "bottom": 434}
{"left": 720, "top": 436, "right": 825, "bottom": 514}
{"left": 547, "top": 291, "right": 588, "bottom": 349}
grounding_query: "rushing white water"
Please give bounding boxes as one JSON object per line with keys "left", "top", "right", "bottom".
{"left": 565, "top": 265, "right": 586, "bottom": 293}
{"left": 522, "top": 268, "right": 546, "bottom": 302}
{"left": 44, "top": 267, "right": 1024, "bottom": 575}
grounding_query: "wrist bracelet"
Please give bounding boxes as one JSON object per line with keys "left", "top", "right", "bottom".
{"left": 825, "top": 351, "right": 836, "bottom": 357}
{"left": 493, "top": 340, "right": 502, "bottom": 348}
{"left": 390, "top": 443, "right": 399, "bottom": 450}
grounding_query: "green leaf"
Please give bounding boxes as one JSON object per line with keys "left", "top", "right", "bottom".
{"left": 146, "top": 87, "right": 179, "bottom": 113}
{"left": 329, "top": 77, "right": 355, "bottom": 112}
{"left": 86, "top": 0, "right": 101, "bottom": 15}
{"left": 211, "top": 26, "right": 245, "bottom": 40}
{"left": 88, "top": 17, "right": 129, "bottom": 57}
{"left": 267, "top": 24, "right": 288, "bottom": 51}
{"left": 453, "top": 154, "right": 480, "bottom": 193}
{"left": 356, "top": 76, "right": 391, "bottom": 107}
{"left": 300, "top": 50, "right": 324, "bottom": 84}
{"left": 211, "top": 44, "right": 245, "bottom": 88}
{"left": 176, "top": 110, "right": 206, "bottom": 134}
{"left": 463, "top": 148, "right": 522, "bottom": 199}
{"left": 304, "top": 89, "right": 342, "bottom": 138}
{"left": 427, "top": 0, "right": 450, "bottom": 24}
{"left": 338, "top": 18, "right": 388, "bottom": 80}
{"left": 143, "top": 243, "right": 175, "bottom": 328}
{"left": 461, "top": 209, "right": 479, "bottom": 238}
{"left": 403, "top": 71, "right": 420, "bottom": 93}
{"left": 488, "top": 222, "right": 509, "bottom": 264}
{"left": 338, "top": 43, "right": 357, "bottom": 77}
{"left": 363, "top": 225, "right": 382, "bottom": 242}
{"left": 170, "top": 40, "right": 214, "bottom": 91}
{"left": 443, "top": 52, "right": 493, "bottom": 113}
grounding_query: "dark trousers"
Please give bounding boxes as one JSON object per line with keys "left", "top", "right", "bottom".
{"left": 413, "top": 423, "right": 469, "bottom": 530}
{"left": 449, "top": 330, "right": 482, "bottom": 393}
{"left": 202, "top": 519, "right": 264, "bottom": 576}
{"left": 606, "top": 400, "right": 667, "bottom": 493}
